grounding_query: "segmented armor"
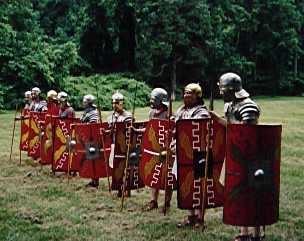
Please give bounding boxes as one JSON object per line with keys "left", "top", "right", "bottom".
{"left": 175, "top": 104, "right": 209, "bottom": 120}
{"left": 225, "top": 97, "right": 260, "bottom": 124}
{"left": 30, "top": 100, "right": 47, "bottom": 112}
{"left": 149, "top": 108, "right": 167, "bottom": 120}
{"left": 81, "top": 106, "right": 99, "bottom": 123}
{"left": 107, "top": 110, "right": 132, "bottom": 125}
{"left": 59, "top": 106, "right": 75, "bottom": 119}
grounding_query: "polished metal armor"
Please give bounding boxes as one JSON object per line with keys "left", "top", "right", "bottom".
{"left": 30, "top": 100, "right": 47, "bottom": 112}
{"left": 175, "top": 104, "right": 209, "bottom": 120}
{"left": 150, "top": 88, "right": 169, "bottom": 108}
{"left": 225, "top": 97, "right": 260, "bottom": 124}
{"left": 107, "top": 110, "right": 132, "bottom": 124}
{"left": 81, "top": 106, "right": 99, "bottom": 123}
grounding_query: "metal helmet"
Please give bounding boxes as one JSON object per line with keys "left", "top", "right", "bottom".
{"left": 24, "top": 91, "right": 31, "bottom": 98}
{"left": 83, "top": 94, "right": 96, "bottom": 105}
{"left": 150, "top": 88, "right": 168, "bottom": 108}
{"left": 47, "top": 90, "right": 58, "bottom": 100}
{"left": 184, "top": 83, "right": 202, "bottom": 98}
{"left": 218, "top": 73, "right": 249, "bottom": 99}
{"left": 31, "top": 87, "right": 41, "bottom": 95}
{"left": 112, "top": 91, "right": 124, "bottom": 103}
{"left": 58, "top": 91, "right": 68, "bottom": 102}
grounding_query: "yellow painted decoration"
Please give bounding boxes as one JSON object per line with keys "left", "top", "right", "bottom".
{"left": 54, "top": 145, "right": 66, "bottom": 164}
{"left": 180, "top": 172, "right": 193, "bottom": 200}
{"left": 148, "top": 126, "right": 160, "bottom": 151}
{"left": 21, "top": 132, "right": 29, "bottom": 144}
{"left": 180, "top": 131, "right": 193, "bottom": 160}
{"left": 114, "top": 160, "right": 125, "bottom": 180}
{"left": 144, "top": 156, "right": 159, "bottom": 179}
{"left": 29, "top": 136, "right": 38, "bottom": 149}
{"left": 55, "top": 127, "right": 66, "bottom": 144}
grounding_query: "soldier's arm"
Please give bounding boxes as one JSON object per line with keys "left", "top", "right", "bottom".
{"left": 238, "top": 102, "right": 260, "bottom": 125}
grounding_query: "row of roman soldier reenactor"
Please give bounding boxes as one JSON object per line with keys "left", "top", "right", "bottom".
{"left": 13, "top": 73, "right": 282, "bottom": 241}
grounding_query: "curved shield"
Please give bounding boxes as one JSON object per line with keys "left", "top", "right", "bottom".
{"left": 111, "top": 122, "right": 146, "bottom": 191}
{"left": 52, "top": 117, "right": 80, "bottom": 172}
{"left": 176, "top": 118, "right": 225, "bottom": 210}
{"left": 74, "top": 123, "right": 112, "bottom": 179}
{"left": 40, "top": 115, "right": 57, "bottom": 165}
{"left": 28, "top": 112, "right": 46, "bottom": 159}
{"left": 19, "top": 109, "right": 30, "bottom": 151}
{"left": 47, "top": 102, "right": 60, "bottom": 116}
{"left": 140, "top": 119, "right": 176, "bottom": 190}
{"left": 223, "top": 124, "right": 282, "bottom": 226}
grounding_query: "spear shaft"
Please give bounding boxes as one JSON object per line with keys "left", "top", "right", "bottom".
{"left": 121, "top": 84, "right": 138, "bottom": 211}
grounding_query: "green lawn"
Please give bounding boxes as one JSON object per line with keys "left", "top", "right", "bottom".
{"left": 0, "top": 97, "right": 303, "bottom": 241}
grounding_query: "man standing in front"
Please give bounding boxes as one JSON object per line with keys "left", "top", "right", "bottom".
{"left": 176, "top": 83, "right": 210, "bottom": 228}
{"left": 80, "top": 94, "right": 100, "bottom": 188}
{"left": 213, "top": 72, "right": 261, "bottom": 241}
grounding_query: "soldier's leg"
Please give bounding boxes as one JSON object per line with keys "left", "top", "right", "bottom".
{"left": 231, "top": 227, "right": 251, "bottom": 241}
{"left": 250, "top": 227, "right": 262, "bottom": 241}
{"left": 144, "top": 188, "right": 158, "bottom": 211}
{"left": 177, "top": 209, "right": 197, "bottom": 228}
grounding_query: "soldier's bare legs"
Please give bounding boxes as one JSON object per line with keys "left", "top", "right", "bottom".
{"left": 144, "top": 188, "right": 159, "bottom": 210}
{"left": 177, "top": 210, "right": 197, "bottom": 228}
{"left": 152, "top": 188, "right": 159, "bottom": 202}
{"left": 232, "top": 227, "right": 262, "bottom": 241}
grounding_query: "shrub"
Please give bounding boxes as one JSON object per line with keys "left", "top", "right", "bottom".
{"left": 64, "top": 73, "right": 152, "bottom": 110}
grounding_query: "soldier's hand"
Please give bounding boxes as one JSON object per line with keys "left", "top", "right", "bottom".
{"left": 169, "top": 139, "right": 176, "bottom": 154}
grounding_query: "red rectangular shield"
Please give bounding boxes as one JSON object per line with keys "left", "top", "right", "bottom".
{"left": 73, "top": 123, "right": 112, "bottom": 179}
{"left": 19, "top": 109, "right": 30, "bottom": 151}
{"left": 28, "top": 111, "right": 46, "bottom": 159}
{"left": 111, "top": 122, "right": 146, "bottom": 191}
{"left": 52, "top": 117, "right": 80, "bottom": 172}
{"left": 140, "top": 119, "right": 176, "bottom": 190}
{"left": 40, "top": 115, "right": 57, "bottom": 165}
{"left": 176, "top": 117, "right": 225, "bottom": 210}
{"left": 223, "top": 124, "right": 282, "bottom": 226}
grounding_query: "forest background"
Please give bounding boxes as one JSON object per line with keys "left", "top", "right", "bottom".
{"left": 1, "top": 0, "right": 303, "bottom": 110}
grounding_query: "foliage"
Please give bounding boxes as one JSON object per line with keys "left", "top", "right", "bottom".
{"left": 65, "top": 73, "right": 151, "bottom": 110}
{"left": 0, "top": 0, "right": 304, "bottom": 109}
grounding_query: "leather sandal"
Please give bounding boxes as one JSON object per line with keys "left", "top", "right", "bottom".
{"left": 193, "top": 217, "right": 205, "bottom": 229}
{"left": 143, "top": 200, "right": 158, "bottom": 211}
{"left": 177, "top": 215, "right": 197, "bottom": 228}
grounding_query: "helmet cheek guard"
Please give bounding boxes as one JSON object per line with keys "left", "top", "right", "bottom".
{"left": 150, "top": 88, "right": 168, "bottom": 109}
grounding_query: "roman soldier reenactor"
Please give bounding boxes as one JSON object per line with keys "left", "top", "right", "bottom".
{"left": 80, "top": 94, "right": 100, "bottom": 187}
{"left": 139, "top": 88, "right": 173, "bottom": 212}
{"left": 46, "top": 90, "right": 59, "bottom": 116}
{"left": 29, "top": 87, "right": 47, "bottom": 112}
{"left": 176, "top": 83, "right": 210, "bottom": 228}
{"left": 24, "top": 91, "right": 32, "bottom": 112}
{"left": 107, "top": 92, "right": 132, "bottom": 124}
{"left": 211, "top": 73, "right": 261, "bottom": 241}
{"left": 58, "top": 91, "right": 75, "bottom": 119}
{"left": 106, "top": 92, "right": 132, "bottom": 197}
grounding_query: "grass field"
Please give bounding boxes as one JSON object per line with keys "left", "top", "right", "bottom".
{"left": 0, "top": 97, "right": 303, "bottom": 241}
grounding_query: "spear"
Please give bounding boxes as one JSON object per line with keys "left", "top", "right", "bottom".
{"left": 94, "top": 81, "right": 111, "bottom": 193}
{"left": 9, "top": 103, "right": 19, "bottom": 162}
{"left": 163, "top": 93, "right": 173, "bottom": 215}
{"left": 121, "top": 83, "right": 138, "bottom": 211}
{"left": 201, "top": 78, "right": 214, "bottom": 228}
